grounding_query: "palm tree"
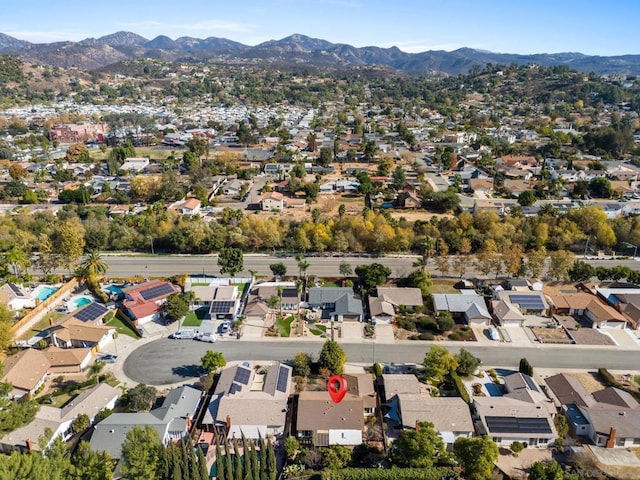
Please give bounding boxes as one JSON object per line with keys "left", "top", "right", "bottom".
{"left": 77, "top": 250, "right": 108, "bottom": 281}
{"left": 277, "top": 286, "right": 284, "bottom": 316}
{"left": 88, "top": 360, "right": 105, "bottom": 385}
{"left": 5, "top": 246, "right": 30, "bottom": 278}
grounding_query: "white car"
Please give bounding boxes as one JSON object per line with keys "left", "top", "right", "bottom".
{"left": 196, "top": 333, "right": 218, "bottom": 343}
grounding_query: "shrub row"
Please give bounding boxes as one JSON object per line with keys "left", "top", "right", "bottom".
{"left": 323, "top": 467, "right": 457, "bottom": 480}
{"left": 449, "top": 370, "right": 471, "bottom": 404}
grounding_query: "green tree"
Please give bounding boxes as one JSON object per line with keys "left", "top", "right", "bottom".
{"left": 292, "top": 352, "right": 312, "bottom": 377}
{"left": 71, "top": 413, "right": 91, "bottom": 434}
{"left": 0, "top": 302, "right": 14, "bottom": 351}
{"left": 519, "top": 358, "right": 534, "bottom": 377}
{"left": 318, "top": 147, "right": 333, "bottom": 167}
{"left": 269, "top": 262, "right": 287, "bottom": 278}
{"left": 320, "top": 444, "right": 351, "bottom": 469}
{"left": 72, "top": 440, "right": 114, "bottom": 480}
{"left": 518, "top": 190, "right": 536, "bottom": 207}
{"left": 122, "top": 384, "right": 157, "bottom": 412}
{"left": 121, "top": 425, "right": 163, "bottom": 480}
{"left": 355, "top": 263, "right": 391, "bottom": 291}
{"left": 88, "top": 360, "right": 105, "bottom": 385}
{"left": 318, "top": 340, "right": 347, "bottom": 375}
{"left": 436, "top": 312, "right": 454, "bottom": 333}
{"left": 423, "top": 346, "right": 457, "bottom": 384}
{"left": 284, "top": 437, "right": 300, "bottom": 460}
{"left": 165, "top": 293, "right": 189, "bottom": 322}
{"left": 201, "top": 350, "right": 226, "bottom": 373}
{"left": 456, "top": 349, "right": 479, "bottom": 377}
{"left": 52, "top": 218, "right": 86, "bottom": 272}
{"left": 453, "top": 436, "right": 499, "bottom": 480}
{"left": 218, "top": 247, "right": 244, "bottom": 277}
{"left": 77, "top": 250, "right": 108, "bottom": 281}
{"left": 568, "top": 260, "right": 595, "bottom": 282}
{"left": 528, "top": 460, "right": 565, "bottom": 480}
{"left": 391, "top": 421, "right": 445, "bottom": 468}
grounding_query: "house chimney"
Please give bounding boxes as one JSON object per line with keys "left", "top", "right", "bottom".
{"left": 226, "top": 415, "right": 232, "bottom": 434}
{"left": 25, "top": 439, "right": 33, "bottom": 452}
{"left": 605, "top": 427, "right": 616, "bottom": 448}
{"left": 186, "top": 414, "right": 192, "bottom": 432}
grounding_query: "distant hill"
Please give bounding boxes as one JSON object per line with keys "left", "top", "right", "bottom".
{"left": 1, "top": 31, "right": 639, "bottom": 76}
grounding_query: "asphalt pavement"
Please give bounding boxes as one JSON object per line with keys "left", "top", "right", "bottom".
{"left": 122, "top": 336, "right": 640, "bottom": 386}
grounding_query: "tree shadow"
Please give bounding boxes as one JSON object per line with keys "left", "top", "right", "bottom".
{"left": 172, "top": 364, "right": 206, "bottom": 378}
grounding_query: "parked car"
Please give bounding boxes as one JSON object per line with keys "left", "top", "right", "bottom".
{"left": 486, "top": 326, "right": 500, "bottom": 341}
{"left": 219, "top": 321, "right": 231, "bottom": 334}
{"left": 170, "top": 329, "right": 197, "bottom": 340}
{"left": 195, "top": 332, "right": 218, "bottom": 343}
{"left": 100, "top": 354, "right": 118, "bottom": 364}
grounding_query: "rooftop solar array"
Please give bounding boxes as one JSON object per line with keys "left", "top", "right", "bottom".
{"left": 509, "top": 294, "right": 545, "bottom": 310}
{"left": 234, "top": 366, "right": 252, "bottom": 385}
{"left": 523, "top": 375, "right": 540, "bottom": 392}
{"left": 276, "top": 365, "right": 290, "bottom": 393}
{"left": 485, "top": 416, "right": 553, "bottom": 434}
{"left": 9, "top": 284, "right": 23, "bottom": 296}
{"left": 210, "top": 300, "right": 236, "bottom": 314}
{"left": 74, "top": 303, "right": 109, "bottom": 322}
{"left": 229, "top": 383, "right": 243, "bottom": 395}
{"left": 140, "top": 283, "right": 175, "bottom": 301}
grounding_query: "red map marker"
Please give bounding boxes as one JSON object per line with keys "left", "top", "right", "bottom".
{"left": 327, "top": 375, "right": 347, "bottom": 403}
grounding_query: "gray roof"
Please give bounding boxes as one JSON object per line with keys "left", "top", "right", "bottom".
{"left": 89, "top": 385, "right": 201, "bottom": 458}
{"left": 308, "top": 287, "right": 355, "bottom": 305}
{"left": 333, "top": 292, "right": 363, "bottom": 317}
{"left": 432, "top": 293, "right": 490, "bottom": 319}
{"left": 396, "top": 394, "right": 474, "bottom": 433}
{"left": 381, "top": 374, "right": 421, "bottom": 402}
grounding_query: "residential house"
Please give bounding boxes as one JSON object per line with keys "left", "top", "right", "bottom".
{"left": 119, "top": 157, "right": 149, "bottom": 173}
{"left": 344, "top": 373, "right": 377, "bottom": 417}
{"left": 1, "top": 346, "right": 94, "bottom": 399}
{"left": 474, "top": 373, "right": 557, "bottom": 448}
{"left": 120, "top": 280, "right": 179, "bottom": 325}
{"left": 492, "top": 300, "right": 526, "bottom": 327}
{"left": 308, "top": 287, "right": 363, "bottom": 322}
{"left": 260, "top": 191, "right": 284, "bottom": 211}
{"left": 203, "top": 362, "right": 291, "bottom": 440}
{"left": 379, "top": 374, "right": 422, "bottom": 403}
{"left": 168, "top": 198, "right": 202, "bottom": 215}
{"left": 403, "top": 191, "right": 422, "bottom": 209}
{"left": 0, "top": 383, "right": 119, "bottom": 453}
{"left": 495, "top": 290, "right": 549, "bottom": 316}
{"left": 90, "top": 385, "right": 201, "bottom": 461}
{"left": 545, "top": 373, "right": 640, "bottom": 447}
{"left": 432, "top": 291, "right": 492, "bottom": 325}
{"left": 368, "top": 287, "right": 423, "bottom": 324}
{"left": 49, "top": 319, "right": 115, "bottom": 352}
{"left": 209, "top": 286, "right": 241, "bottom": 320}
{"left": 255, "top": 284, "right": 299, "bottom": 311}
{"left": 221, "top": 179, "right": 250, "bottom": 197}
{"left": 296, "top": 391, "right": 363, "bottom": 447}
{"left": 549, "top": 292, "right": 630, "bottom": 329}
{"left": 392, "top": 395, "right": 474, "bottom": 449}
{"left": 0, "top": 283, "right": 36, "bottom": 311}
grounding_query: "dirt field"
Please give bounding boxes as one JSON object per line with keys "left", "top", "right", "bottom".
{"left": 571, "top": 372, "right": 605, "bottom": 393}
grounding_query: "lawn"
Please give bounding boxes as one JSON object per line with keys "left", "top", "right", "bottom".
{"left": 321, "top": 281, "right": 339, "bottom": 288}
{"left": 18, "top": 312, "right": 64, "bottom": 341}
{"left": 275, "top": 316, "right": 295, "bottom": 337}
{"left": 309, "top": 323, "right": 328, "bottom": 337}
{"left": 429, "top": 278, "right": 460, "bottom": 294}
{"left": 183, "top": 312, "right": 202, "bottom": 327}
{"left": 107, "top": 316, "right": 139, "bottom": 339}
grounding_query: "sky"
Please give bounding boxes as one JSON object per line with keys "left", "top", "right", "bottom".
{"left": 1, "top": 0, "right": 638, "bottom": 56}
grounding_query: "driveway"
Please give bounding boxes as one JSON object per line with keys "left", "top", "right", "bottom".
{"left": 340, "top": 322, "right": 362, "bottom": 342}
{"left": 503, "top": 326, "right": 534, "bottom": 346}
{"left": 602, "top": 329, "right": 640, "bottom": 349}
{"left": 375, "top": 324, "right": 395, "bottom": 344}
{"left": 242, "top": 319, "right": 266, "bottom": 338}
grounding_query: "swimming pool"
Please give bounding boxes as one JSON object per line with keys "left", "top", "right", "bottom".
{"left": 67, "top": 296, "right": 93, "bottom": 311}
{"left": 104, "top": 285, "right": 124, "bottom": 296}
{"left": 35, "top": 285, "right": 59, "bottom": 302}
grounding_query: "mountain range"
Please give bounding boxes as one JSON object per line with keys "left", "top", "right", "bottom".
{"left": 1, "top": 31, "right": 639, "bottom": 76}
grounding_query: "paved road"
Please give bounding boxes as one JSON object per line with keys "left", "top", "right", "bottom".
{"left": 123, "top": 338, "right": 640, "bottom": 385}
{"left": 101, "top": 254, "right": 639, "bottom": 279}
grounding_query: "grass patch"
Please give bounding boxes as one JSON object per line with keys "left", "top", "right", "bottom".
{"left": 321, "top": 282, "right": 339, "bottom": 288}
{"left": 190, "top": 282, "right": 210, "bottom": 287}
{"left": 233, "top": 282, "right": 250, "bottom": 296}
{"left": 107, "top": 316, "right": 139, "bottom": 339}
{"left": 429, "top": 279, "right": 460, "bottom": 294}
{"left": 50, "top": 392, "right": 75, "bottom": 408}
{"left": 315, "top": 324, "right": 327, "bottom": 332}
{"left": 18, "top": 312, "right": 64, "bottom": 340}
{"left": 275, "top": 316, "right": 295, "bottom": 337}
{"left": 183, "top": 312, "right": 203, "bottom": 327}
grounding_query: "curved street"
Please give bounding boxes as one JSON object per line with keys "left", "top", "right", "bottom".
{"left": 123, "top": 337, "right": 640, "bottom": 386}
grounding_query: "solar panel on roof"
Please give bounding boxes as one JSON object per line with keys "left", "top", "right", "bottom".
{"left": 74, "top": 303, "right": 108, "bottom": 322}
{"left": 276, "top": 365, "right": 290, "bottom": 393}
{"left": 234, "top": 366, "right": 252, "bottom": 385}
{"left": 509, "top": 295, "right": 544, "bottom": 309}
{"left": 485, "top": 416, "right": 552, "bottom": 434}
{"left": 140, "top": 283, "right": 175, "bottom": 301}
{"left": 210, "top": 301, "right": 236, "bottom": 314}
{"left": 523, "top": 375, "right": 540, "bottom": 392}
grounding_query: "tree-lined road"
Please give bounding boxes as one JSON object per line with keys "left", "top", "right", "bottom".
{"left": 102, "top": 254, "right": 639, "bottom": 280}
{"left": 124, "top": 337, "right": 640, "bottom": 385}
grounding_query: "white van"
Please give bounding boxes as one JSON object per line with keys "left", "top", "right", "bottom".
{"left": 196, "top": 332, "right": 218, "bottom": 343}
{"left": 170, "top": 329, "right": 196, "bottom": 340}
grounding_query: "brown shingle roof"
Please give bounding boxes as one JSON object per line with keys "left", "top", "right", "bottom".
{"left": 296, "top": 391, "right": 364, "bottom": 432}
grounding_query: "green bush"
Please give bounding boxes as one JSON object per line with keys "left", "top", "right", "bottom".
{"left": 449, "top": 370, "right": 471, "bottom": 404}
{"left": 396, "top": 316, "right": 416, "bottom": 331}
{"left": 448, "top": 332, "right": 461, "bottom": 341}
{"left": 511, "top": 441, "right": 524, "bottom": 454}
{"left": 373, "top": 363, "right": 383, "bottom": 377}
{"left": 324, "top": 467, "right": 457, "bottom": 480}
